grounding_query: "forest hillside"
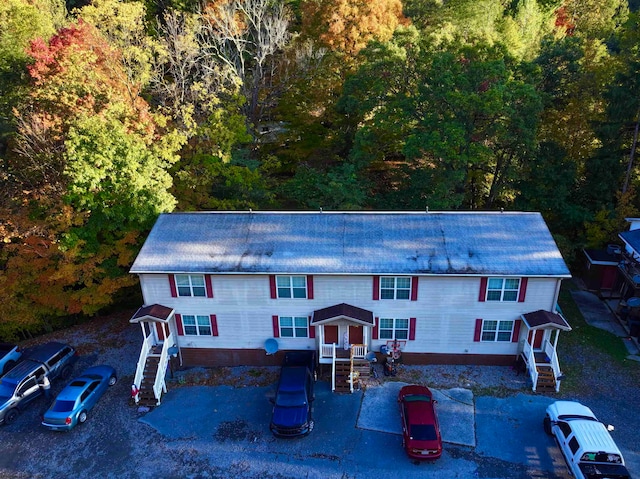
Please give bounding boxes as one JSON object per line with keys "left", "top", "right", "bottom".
{"left": 0, "top": 0, "right": 638, "bottom": 339}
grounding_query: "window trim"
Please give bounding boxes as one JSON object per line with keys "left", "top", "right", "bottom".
{"left": 181, "top": 314, "right": 212, "bottom": 336}
{"left": 480, "top": 319, "right": 515, "bottom": 342}
{"left": 277, "top": 315, "right": 309, "bottom": 338}
{"left": 275, "top": 275, "right": 308, "bottom": 299}
{"left": 379, "top": 276, "right": 412, "bottom": 300}
{"left": 485, "top": 277, "right": 521, "bottom": 302}
{"left": 378, "top": 317, "right": 410, "bottom": 340}
{"left": 175, "top": 274, "right": 207, "bottom": 298}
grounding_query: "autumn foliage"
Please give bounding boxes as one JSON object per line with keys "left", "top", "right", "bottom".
{"left": 301, "top": 0, "right": 408, "bottom": 57}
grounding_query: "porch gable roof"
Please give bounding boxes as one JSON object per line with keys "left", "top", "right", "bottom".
{"left": 130, "top": 304, "right": 174, "bottom": 323}
{"left": 521, "top": 310, "right": 571, "bottom": 331}
{"left": 311, "top": 303, "right": 374, "bottom": 326}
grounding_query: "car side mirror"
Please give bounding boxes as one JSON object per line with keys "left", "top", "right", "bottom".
{"left": 606, "top": 424, "right": 615, "bottom": 432}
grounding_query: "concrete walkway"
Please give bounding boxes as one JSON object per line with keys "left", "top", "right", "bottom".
{"left": 356, "top": 381, "right": 475, "bottom": 447}
{"left": 570, "top": 290, "right": 640, "bottom": 358}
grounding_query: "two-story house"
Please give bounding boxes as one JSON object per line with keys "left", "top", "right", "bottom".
{"left": 128, "top": 211, "right": 571, "bottom": 405}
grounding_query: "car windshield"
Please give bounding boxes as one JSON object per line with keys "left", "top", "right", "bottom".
{"left": 410, "top": 424, "right": 437, "bottom": 441}
{"left": 50, "top": 400, "right": 76, "bottom": 412}
{"left": 275, "top": 390, "right": 306, "bottom": 407}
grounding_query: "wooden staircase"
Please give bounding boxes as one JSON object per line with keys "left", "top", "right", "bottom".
{"left": 333, "top": 361, "right": 352, "bottom": 392}
{"left": 137, "top": 355, "right": 161, "bottom": 406}
{"left": 333, "top": 355, "right": 370, "bottom": 393}
{"left": 535, "top": 365, "right": 557, "bottom": 393}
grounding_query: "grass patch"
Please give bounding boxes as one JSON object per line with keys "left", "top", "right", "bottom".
{"left": 558, "top": 287, "right": 630, "bottom": 364}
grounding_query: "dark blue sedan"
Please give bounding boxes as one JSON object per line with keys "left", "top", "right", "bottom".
{"left": 42, "top": 365, "right": 117, "bottom": 431}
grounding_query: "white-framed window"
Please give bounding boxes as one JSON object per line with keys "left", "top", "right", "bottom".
{"left": 380, "top": 277, "right": 411, "bottom": 300}
{"left": 279, "top": 316, "right": 309, "bottom": 337}
{"left": 486, "top": 278, "right": 520, "bottom": 302}
{"left": 182, "top": 315, "right": 212, "bottom": 336}
{"left": 481, "top": 320, "right": 514, "bottom": 342}
{"left": 276, "top": 276, "right": 307, "bottom": 299}
{"left": 378, "top": 318, "right": 409, "bottom": 340}
{"left": 176, "top": 274, "right": 206, "bottom": 297}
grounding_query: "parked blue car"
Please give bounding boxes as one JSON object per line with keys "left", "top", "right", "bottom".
{"left": 42, "top": 365, "right": 117, "bottom": 431}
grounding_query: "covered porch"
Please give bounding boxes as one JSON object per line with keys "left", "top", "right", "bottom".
{"left": 520, "top": 310, "right": 572, "bottom": 393}
{"left": 129, "top": 304, "right": 178, "bottom": 406}
{"left": 311, "top": 303, "right": 375, "bottom": 392}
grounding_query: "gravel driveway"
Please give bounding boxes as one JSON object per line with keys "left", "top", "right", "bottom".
{"left": 0, "top": 306, "right": 638, "bottom": 479}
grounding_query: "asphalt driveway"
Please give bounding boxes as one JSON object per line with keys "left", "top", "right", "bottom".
{"left": 139, "top": 380, "right": 575, "bottom": 479}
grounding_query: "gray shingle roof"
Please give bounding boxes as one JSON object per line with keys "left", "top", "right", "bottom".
{"left": 130, "top": 211, "right": 570, "bottom": 277}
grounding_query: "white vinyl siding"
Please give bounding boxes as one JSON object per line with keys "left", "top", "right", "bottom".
{"left": 138, "top": 274, "right": 561, "bottom": 354}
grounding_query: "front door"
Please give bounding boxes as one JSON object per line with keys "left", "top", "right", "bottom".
{"left": 349, "top": 325, "right": 363, "bottom": 345}
{"left": 324, "top": 325, "right": 338, "bottom": 344}
{"left": 528, "top": 329, "right": 544, "bottom": 349}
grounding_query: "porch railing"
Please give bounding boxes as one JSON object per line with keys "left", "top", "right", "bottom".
{"left": 330, "top": 343, "right": 336, "bottom": 391}
{"left": 543, "top": 339, "right": 562, "bottom": 392}
{"left": 351, "top": 344, "right": 366, "bottom": 359}
{"left": 321, "top": 344, "right": 334, "bottom": 360}
{"left": 523, "top": 341, "right": 538, "bottom": 391}
{"left": 133, "top": 333, "right": 154, "bottom": 402}
{"left": 151, "top": 332, "right": 172, "bottom": 404}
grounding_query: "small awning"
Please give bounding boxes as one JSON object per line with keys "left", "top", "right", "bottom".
{"left": 311, "top": 303, "right": 374, "bottom": 326}
{"left": 130, "top": 304, "right": 175, "bottom": 324}
{"left": 521, "top": 310, "right": 571, "bottom": 331}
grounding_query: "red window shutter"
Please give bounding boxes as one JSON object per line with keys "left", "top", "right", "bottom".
{"left": 372, "top": 317, "right": 379, "bottom": 340}
{"left": 511, "top": 319, "right": 521, "bottom": 342}
{"left": 473, "top": 318, "right": 483, "bottom": 342}
{"left": 373, "top": 276, "right": 380, "bottom": 300}
{"left": 272, "top": 315, "right": 280, "bottom": 338}
{"left": 308, "top": 316, "right": 315, "bottom": 338}
{"left": 205, "top": 275, "right": 214, "bottom": 298}
{"left": 169, "top": 274, "right": 177, "bottom": 298}
{"left": 269, "top": 275, "right": 277, "bottom": 299}
{"left": 210, "top": 314, "right": 218, "bottom": 336}
{"left": 175, "top": 314, "right": 184, "bottom": 336}
{"left": 307, "top": 275, "right": 314, "bottom": 300}
{"left": 518, "top": 278, "right": 528, "bottom": 302}
{"left": 409, "top": 318, "right": 416, "bottom": 340}
{"left": 478, "top": 277, "right": 487, "bottom": 302}
{"left": 411, "top": 277, "right": 419, "bottom": 301}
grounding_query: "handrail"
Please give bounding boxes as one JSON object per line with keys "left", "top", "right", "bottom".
{"left": 152, "top": 332, "right": 173, "bottom": 404}
{"left": 133, "top": 334, "right": 154, "bottom": 403}
{"left": 523, "top": 341, "right": 538, "bottom": 391}
{"left": 543, "top": 339, "right": 562, "bottom": 392}
{"left": 331, "top": 343, "right": 336, "bottom": 391}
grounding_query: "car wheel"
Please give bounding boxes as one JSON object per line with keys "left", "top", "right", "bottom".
{"left": 78, "top": 411, "right": 88, "bottom": 424}
{"left": 108, "top": 375, "right": 117, "bottom": 386}
{"left": 2, "top": 360, "right": 16, "bottom": 376}
{"left": 543, "top": 416, "right": 552, "bottom": 436}
{"left": 60, "top": 365, "right": 72, "bottom": 380}
{"left": 5, "top": 408, "right": 19, "bottom": 425}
